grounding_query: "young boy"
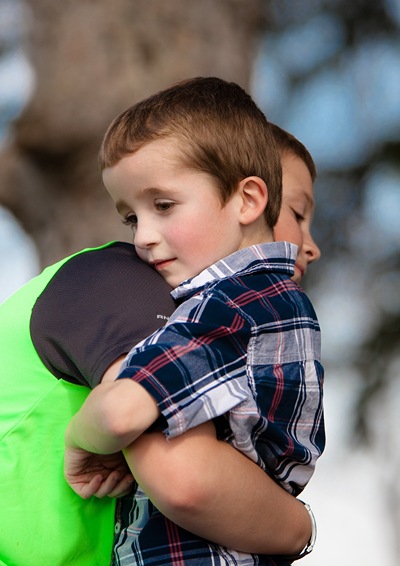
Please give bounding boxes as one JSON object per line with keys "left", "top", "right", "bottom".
{"left": 64, "top": 77, "right": 325, "bottom": 565}
{"left": 117, "top": 121, "right": 322, "bottom": 559}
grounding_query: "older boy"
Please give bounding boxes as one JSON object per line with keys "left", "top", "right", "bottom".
{"left": 65, "top": 77, "right": 325, "bottom": 565}
{"left": 272, "top": 122, "right": 320, "bottom": 280}
{"left": 0, "top": 242, "right": 312, "bottom": 566}
{"left": 0, "top": 243, "right": 174, "bottom": 566}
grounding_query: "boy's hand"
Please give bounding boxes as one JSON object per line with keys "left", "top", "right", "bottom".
{"left": 64, "top": 445, "right": 134, "bottom": 499}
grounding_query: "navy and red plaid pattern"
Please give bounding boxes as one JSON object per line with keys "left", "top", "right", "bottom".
{"left": 114, "top": 242, "right": 325, "bottom": 565}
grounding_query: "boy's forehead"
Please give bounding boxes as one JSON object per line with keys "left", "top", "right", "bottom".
{"left": 282, "top": 173, "right": 315, "bottom": 210}
{"left": 283, "top": 186, "right": 312, "bottom": 202}
{"left": 103, "top": 139, "right": 182, "bottom": 175}
{"left": 139, "top": 137, "right": 182, "bottom": 157}
{"left": 282, "top": 152, "right": 314, "bottom": 186}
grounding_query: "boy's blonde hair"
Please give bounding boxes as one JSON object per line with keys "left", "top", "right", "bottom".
{"left": 99, "top": 77, "right": 282, "bottom": 229}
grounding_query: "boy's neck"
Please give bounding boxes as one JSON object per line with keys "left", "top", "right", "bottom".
{"left": 238, "top": 224, "right": 274, "bottom": 250}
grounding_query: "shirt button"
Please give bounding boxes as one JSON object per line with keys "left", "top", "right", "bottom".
{"left": 114, "top": 521, "right": 121, "bottom": 535}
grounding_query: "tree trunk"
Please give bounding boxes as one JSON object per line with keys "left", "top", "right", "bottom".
{"left": 0, "top": 0, "right": 266, "bottom": 268}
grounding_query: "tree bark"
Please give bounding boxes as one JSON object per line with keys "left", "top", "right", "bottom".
{"left": 0, "top": 0, "right": 266, "bottom": 268}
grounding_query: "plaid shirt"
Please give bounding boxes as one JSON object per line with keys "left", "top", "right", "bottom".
{"left": 113, "top": 242, "right": 325, "bottom": 565}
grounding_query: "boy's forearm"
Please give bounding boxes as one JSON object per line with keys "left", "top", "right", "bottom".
{"left": 66, "top": 379, "right": 160, "bottom": 454}
{"left": 125, "top": 423, "right": 311, "bottom": 555}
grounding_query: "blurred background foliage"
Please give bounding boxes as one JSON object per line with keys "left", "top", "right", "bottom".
{"left": 0, "top": 0, "right": 399, "bottom": 561}
{"left": 253, "top": 0, "right": 400, "bottom": 449}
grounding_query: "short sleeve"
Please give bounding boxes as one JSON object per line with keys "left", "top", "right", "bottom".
{"left": 118, "top": 290, "right": 250, "bottom": 437}
{"left": 30, "top": 243, "right": 176, "bottom": 388}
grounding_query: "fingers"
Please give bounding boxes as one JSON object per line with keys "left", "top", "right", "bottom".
{"left": 69, "top": 474, "right": 104, "bottom": 499}
{"left": 93, "top": 471, "right": 135, "bottom": 499}
{"left": 63, "top": 448, "right": 135, "bottom": 499}
{"left": 107, "top": 474, "right": 135, "bottom": 499}
{"left": 68, "top": 471, "right": 135, "bottom": 499}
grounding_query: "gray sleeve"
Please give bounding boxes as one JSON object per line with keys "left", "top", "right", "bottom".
{"left": 30, "top": 242, "right": 175, "bottom": 388}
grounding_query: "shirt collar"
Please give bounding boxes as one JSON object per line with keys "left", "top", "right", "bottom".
{"left": 172, "top": 241, "right": 297, "bottom": 300}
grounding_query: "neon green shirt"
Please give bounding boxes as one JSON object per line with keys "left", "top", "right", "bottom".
{"left": 0, "top": 243, "right": 174, "bottom": 566}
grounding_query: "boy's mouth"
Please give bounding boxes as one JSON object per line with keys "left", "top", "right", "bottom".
{"left": 151, "top": 258, "right": 176, "bottom": 271}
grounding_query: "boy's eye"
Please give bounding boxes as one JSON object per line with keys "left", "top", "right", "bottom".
{"left": 292, "top": 209, "right": 305, "bottom": 222}
{"left": 156, "top": 200, "right": 175, "bottom": 212}
{"left": 122, "top": 214, "right": 138, "bottom": 228}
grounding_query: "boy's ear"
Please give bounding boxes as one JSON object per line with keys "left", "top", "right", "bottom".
{"left": 237, "top": 176, "right": 268, "bottom": 225}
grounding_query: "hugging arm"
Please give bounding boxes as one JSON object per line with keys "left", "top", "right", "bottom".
{"left": 64, "top": 378, "right": 159, "bottom": 497}
{"left": 64, "top": 379, "right": 312, "bottom": 556}
{"left": 64, "top": 362, "right": 313, "bottom": 557}
{"left": 125, "top": 421, "right": 312, "bottom": 557}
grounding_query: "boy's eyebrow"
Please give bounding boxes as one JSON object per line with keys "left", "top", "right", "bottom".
{"left": 142, "top": 186, "right": 175, "bottom": 195}
{"left": 288, "top": 187, "right": 314, "bottom": 208}
{"left": 304, "top": 191, "right": 314, "bottom": 208}
{"left": 114, "top": 200, "right": 129, "bottom": 215}
{"left": 141, "top": 186, "right": 182, "bottom": 199}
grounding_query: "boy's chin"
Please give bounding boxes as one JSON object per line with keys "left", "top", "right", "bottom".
{"left": 291, "top": 273, "right": 302, "bottom": 284}
{"left": 292, "top": 264, "right": 305, "bottom": 283}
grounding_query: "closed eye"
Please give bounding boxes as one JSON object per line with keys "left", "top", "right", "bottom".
{"left": 293, "top": 209, "right": 305, "bottom": 222}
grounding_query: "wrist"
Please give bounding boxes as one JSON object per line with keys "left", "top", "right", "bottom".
{"left": 282, "top": 501, "right": 317, "bottom": 561}
{"left": 65, "top": 420, "right": 79, "bottom": 449}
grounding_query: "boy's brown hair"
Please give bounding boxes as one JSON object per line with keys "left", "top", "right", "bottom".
{"left": 270, "top": 123, "right": 317, "bottom": 182}
{"left": 99, "top": 77, "right": 282, "bottom": 229}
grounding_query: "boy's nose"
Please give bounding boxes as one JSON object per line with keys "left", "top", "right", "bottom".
{"left": 133, "top": 222, "right": 159, "bottom": 249}
{"left": 305, "top": 234, "right": 321, "bottom": 264}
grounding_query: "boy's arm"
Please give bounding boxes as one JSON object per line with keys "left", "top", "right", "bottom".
{"left": 64, "top": 378, "right": 159, "bottom": 496}
{"left": 126, "top": 421, "right": 312, "bottom": 557}
{"left": 65, "top": 362, "right": 312, "bottom": 556}
{"left": 66, "top": 379, "right": 158, "bottom": 453}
